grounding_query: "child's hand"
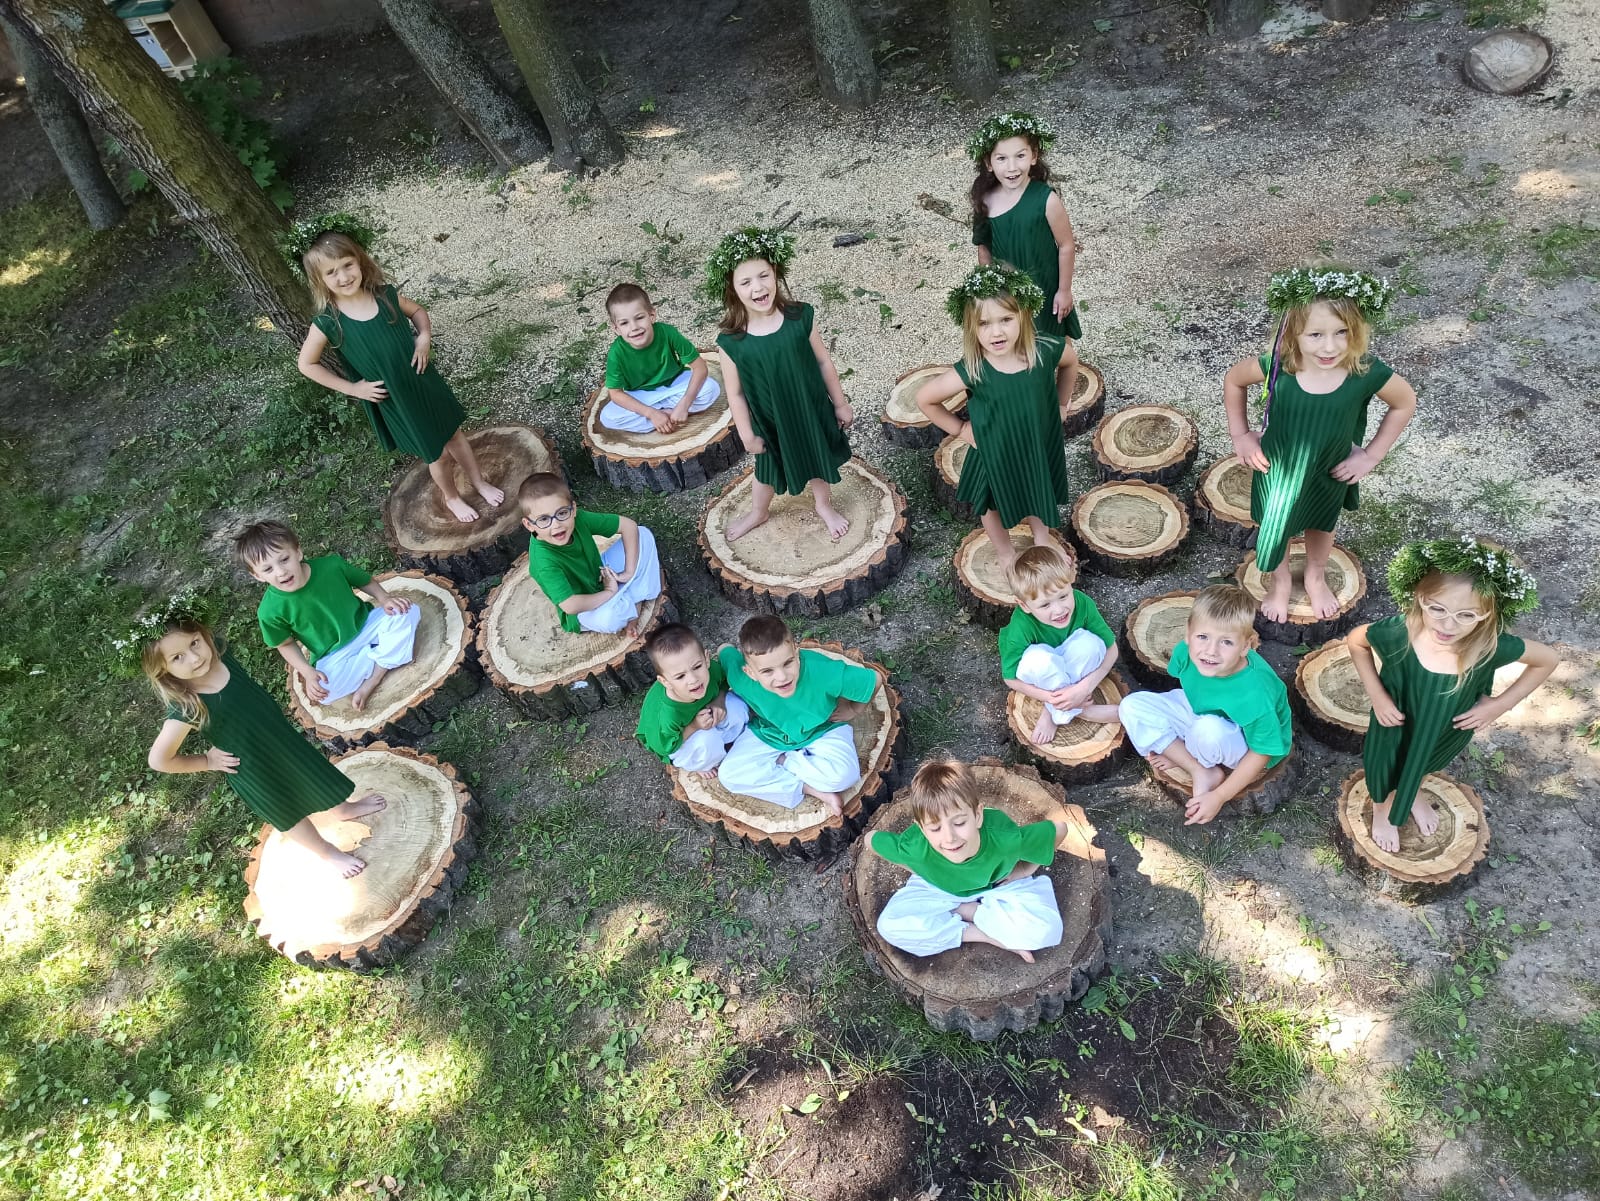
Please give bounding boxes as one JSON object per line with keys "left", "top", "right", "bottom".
{"left": 382, "top": 596, "right": 413, "bottom": 616}
{"left": 206, "top": 747, "right": 240, "bottom": 773}
{"left": 1054, "top": 287, "right": 1073, "bottom": 319}
{"left": 411, "top": 334, "right": 431, "bottom": 373}
{"left": 649, "top": 408, "right": 680, "bottom": 434}
{"left": 669, "top": 402, "right": 693, "bottom": 426}
{"left": 707, "top": 698, "right": 727, "bottom": 725}
{"left": 1371, "top": 690, "right": 1405, "bottom": 727}
{"left": 694, "top": 768, "right": 719, "bottom": 779}
{"left": 1002, "top": 862, "right": 1039, "bottom": 883}
{"left": 352, "top": 380, "right": 389, "bottom": 403}
{"left": 1330, "top": 445, "right": 1377, "bottom": 483}
{"left": 690, "top": 708, "right": 717, "bottom": 732}
{"left": 299, "top": 668, "right": 330, "bottom": 703}
{"left": 960, "top": 421, "right": 977, "bottom": 449}
{"left": 600, "top": 567, "right": 620, "bottom": 595}
{"left": 1046, "top": 681, "right": 1093, "bottom": 710}
{"left": 1453, "top": 697, "right": 1506, "bottom": 730}
{"left": 1184, "top": 790, "right": 1227, "bottom": 825}
{"left": 741, "top": 431, "right": 766, "bottom": 455}
{"left": 834, "top": 402, "right": 855, "bottom": 430}
{"left": 1231, "top": 430, "right": 1268, "bottom": 472}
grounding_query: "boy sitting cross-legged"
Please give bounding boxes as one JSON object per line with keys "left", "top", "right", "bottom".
{"left": 635, "top": 623, "right": 750, "bottom": 777}
{"left": 599, "top": 283, "right": 719, "bottom": 434}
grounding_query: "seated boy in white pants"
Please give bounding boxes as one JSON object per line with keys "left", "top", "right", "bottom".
{"left": 1118, "top": 584, "right": 1293, "bottom": 826}
{"left": 999, "top": 545, "right": 1123, "bottom": 745}
{"left": 599, "top": 283, "right": 719, "bottom": 434}
{"left": 238, "top": 520, "right": 421, "bottom": 713}
{"left": 519, "top": 473, "right": 662, "bottom": 640}
{"left": 716, "top": 616, "right": 880, "bottom": 817}
{"left": 870, "top": 758, "right": 1066, "bottom": 962}
{"left": 635, "top": 623, "right": 749, "bottom": 776}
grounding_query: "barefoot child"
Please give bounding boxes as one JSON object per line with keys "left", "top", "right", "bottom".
{"left": 1224, "top": 266, "right": 1417, "bottom": 621}
{"left": 519, "top": 473, "right": 661, "bottom": 639}
{"left": 870, "top": 758, "right": 1066, "bottom": 962}
{"left": 1348, "top": 537, "right": 1556, "bottom": 853}
{"left": 706, "top": 228, "right": 854, "bottom": 541}
{"left": 236, "top": 520, "right": 421, "bottom": 713}
{"left": 1118, "top": 584, "right": 1293, "bottom": 826}
{"left": 289, "top": 215, "right": 502, "bottom": 523}
{"left": 599, "top": 283, "right": 719, "bottom": 434}
{"left": 636, "top": 623, "right": 750, "bottom": 776}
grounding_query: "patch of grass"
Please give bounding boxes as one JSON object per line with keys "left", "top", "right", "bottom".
{"left": 1466, "top": 0, "right": 1545, "bottom": 26}
{"left": 1467, "top": 478, "right": 1545, "bottom": 533}
{"left": 1529, "top": 221, "right": 1600, "bottom": 281}
{"left": 0, "top": 189, "right": 132, "bottom": 331}
{"left": 1429, "top": 217, "right": 1510, "bottom": 266}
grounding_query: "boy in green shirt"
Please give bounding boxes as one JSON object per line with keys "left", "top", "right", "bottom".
{"left": 598, "top": 283, "right": 718, "bottom": 435}
{"left": 635, "top": 623, "right": 749, "bottom": 776}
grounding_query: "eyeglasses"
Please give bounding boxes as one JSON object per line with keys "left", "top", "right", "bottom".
{"left": 527, "top": 504, "right": 575, "bottom": 529}
{"left": 1423, "top": 603, "right": 1487, "bottom": 626}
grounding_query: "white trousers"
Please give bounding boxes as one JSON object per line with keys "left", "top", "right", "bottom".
{"left": 599, "top": 370, "right": 721, "bottom": 433}
{"left": 876, "top": 873, "right": 1063, "bottom": 958}
{"left": 315, "top": 605, "right": 422, "bottom": 702}
{"left": 1014, "top": 628, "right": 1110, "bottom": 724}
{"left": 578, "top": 526, "right": 663, "bottom": 634}
{"left": 716, "top": 724, "right": 860, "bottom": 809}
{"left": 1119, "top": 689, "right": 1247, "bottom": 768}
{"left": 668, "top": 693, "right": 751, "bottom": 772}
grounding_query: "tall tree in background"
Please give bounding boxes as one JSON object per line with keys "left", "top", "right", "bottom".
{"left": 805, "top": 0, "right": 879, "bottom": 110}
{"left": 488, "top": 0, "right": 621, "bottom": 169}
{"left": 946, "top": 0, "right": 997, "bottom": 101}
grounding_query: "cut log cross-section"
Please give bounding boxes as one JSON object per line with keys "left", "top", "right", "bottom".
{"left": 1335, "top": 770, "right": 1490, "bottom": 898}
{"left": 952, "top": 525, "right": 1078, "bottom": 629}
{"left": 581, "top": 350, "right": 743, "bottom": 493}
{"left": 1061, "top": 361, "right": 1106, "bottom": 437}
{"left": 1293, "top": 639, "right": 1373, "bottom": 753}
{"left": 242, "top": 744, "right": 478, "bottom": 970}
{"left": 1194, "top": 456, "right": 1258, "bottom": 548}
{"left": 932, "top": 433, "right": 974, "bottom": 521}
{"left": 1072, "top": 481, "right": 1190, "bottom": 577}
{"left": 882, "top": 363, "right": 965, "bottom": 449}
{"left": 1006, "top": 672, "right": 1131, "bottom": 784}
{"left": 845, "top": 758, "right": 1112, "bottom": 1041}
{"left": 1235, "top": 540, "right": 1367, "bottom": 644}
{"left": 1119, "top": 591, "right": 1198, "bottom": 688}
{"left": 1148, "top": 750, "right": 1298, "bottom": 818}
{"left": 1091, "top": 404, "right": 1198, "bottom": 485}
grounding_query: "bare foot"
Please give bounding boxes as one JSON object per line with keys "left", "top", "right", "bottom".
{"left": 1081, "top": 703, "right": 1121, "bottom": 724}
{"left": 726, "top": 507, "right": 769, "bottom": 542}
{"left": 1030, "top": 708, "right": 1060, "bottom": 745}
{"left": 1148, "top": 752, "right": 1175, "bottom": 773}
{"left": 1191, "top": 763, "right": 1225, "bottom": 797}
{"left": 1370, "top": 804, "right": 1401, "bottom": 854}
{"left": 1261, "top": 567, "right": 1293, "bottom": 623}
{"left": 623, "top": 619, "right": 641, "bottom": 641}
{"left": 321, "top": 848, "right": 367, "bottom": 879}
{"left": 961, "top": 922, "right": 1037, "bottom": 962}
{"left": 815, "top": 501, "right": 850, "bottom": 541}
{"left": 474, "top": 479, "right": 505, "bottom": 507}
{"left": 333, "top": 792, "right": 388, "bottom": 821}
{"left": 1411, "top": 793, "right": 1440, "bottom": 839}
{"left": 806, "top": 789, "right": 844, "bottom": 817}
{"left": 444, "top": 495, "right": 480, "bottom": 523}
{"left": 350, "top": 665, "right": 390, "bottom": 713}
{"left": 1302, "top": 564, "right": 1340, "bottom": 620}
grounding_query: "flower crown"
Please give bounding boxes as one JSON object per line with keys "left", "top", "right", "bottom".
{"left": 945, "top": 264, "right": 1047, "bottom": 325}
{"left": 702, "top": 227, "right": 798, "bottom": 302}
{"left": 966, "top": 111, "right": 1056, "bottom": 163}
{"left": 1387, "top": 536, "right": 1539, "bottom": 627}
{"left": 278, "top": 211, "right": 378, "bottom": 276}
{"left": 112, "top": 588, "right": 217, "bottom": 676}
{"left": 1266, "top": 267, "right": 1394, "bottom": 320}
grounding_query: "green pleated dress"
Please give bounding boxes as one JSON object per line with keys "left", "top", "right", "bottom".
{"left": 313, "top": 284, "right": 466, "bottom": 463}
{"left": 1249, "top": 354, "right": 1394, "bottom": 572}
{"left": 716, "top": 303, "right": 850, "bottom": 495}
{"left": 1361, "top": 615, "right": 1525, "bottom": 825}
{"left": 973, "top": 179, "right": 1083, "bottom": 341}
{"left": 953, "top": 337, "right": 1072, "bottom": 527}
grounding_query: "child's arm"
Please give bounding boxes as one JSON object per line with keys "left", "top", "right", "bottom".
{"left": 1188, "top": 751, "right": 1271, "bottom": 826}
{"left": 557, "top": 576, "right": 621, "bottom": 616}
{"left": 1455, "top": 640, "right": 1560, "bottom": 730}
{"left": 914, "top": 368, "right": 973, "bottom": 445}
{"left": 147, "top": 719, "right": 238, "bottom": 775}
{"left": 359, "top": 578, "right": 413, "bottom": 616}
{"left": 719, "top": 354, "right": 765, "bottom": 455}
{"left": 396, "top": 293, "right": 433, "bottom": 373}
{"left": 608, "top": 387, "right": 679, "bottom": 434}
{"left": 1003, "top": 642, "right": 1120, "bottom": 709}
{"left": 297, "top": 326, "right": 388, "bottom": 402}
{"left": 1345, "top": 623, "right": 1403, "bottom": 727}
{"left": 1332, "top": 373, "right": 1418, "bottom": 483}
{"left": 670, "top": 357, "right": 710, "bottom": 421}
{"left": 1044, "top": 190, "right": 1077, "bottom": 319}
{"left": 272, "top": 639, "right": 330, "bottom": 702}
{"left": 808, "top": 328, "right": 854, "bottom": 429}
{"left": 612, "top": 516, "right": 643, "bottom": 583}
{"left": 1223, "top": 358, "right": 1269, "bottom": 471}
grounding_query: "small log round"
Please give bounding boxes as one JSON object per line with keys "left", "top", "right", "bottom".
{"left": 287, "top": 572, "right": 481, "bottom": 753}
{"left": 383, "top": 424, "right": 562, "bottom": 584}
{"left": 1071, "top": 481, "right": 1190, "bottom": 577}
{"left": 1006, "top": 671, "right": 1131, "bottom": 784}
{"left": 580, "top": 351, "right": 743, "bottom": 493}
{"left": 1062, "top": 361, "right": 1107, "bottom": 437}
{"left": 1090, "top": 404, "right": 1198, "bottom": 485}
{"left": 672, "top": 643, "right": 904, "bottom": 861}
{"left": 698, "top": 459, "right": 910, "bottom": 615}
{"left": 1235, "top": 540, "right": 1367, "bottom": 645}
{"left": 932, "top": 433, "right": 974, "bottom": 521}
{"left": 952, "top": 525, "right": 1078, "bottom": 630}
{"left": 1119, "top": 591, "right": 1197, "bottom": 688}
{"left": 1147, "top": 749, "right": 1298, "bottom": 818}
{"left": 1193, "top": 455, "right": 1258, "bottom": 549}
{"left": 1292, "top": 638, "right": 1371, "bottom": 754}
{"left": 845, "top": 757, "right": 1113, "bottom": 1041}
{"left": 883, "top": 363, "right": 966, "bottom": 449}
{"left": 242, "top": 743, "right": 478, "bottom": 970}
{"left": 1463, "top": 30, "right": 1554, "bottom": 97}
{"left": 1334, "top": 770, "right": 1490, "bottom": 899}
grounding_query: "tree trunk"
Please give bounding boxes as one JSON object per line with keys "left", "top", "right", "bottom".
{"left": 376, "top": 0, "right": 548, "bottom": 171}
{"left": 946, "top": 0, "right": 998, "bottom": 101}
{"left": 0, "top": 0, "right": 310, "bottom": 344}
{"left": 1213, "top": 0, "right": 1268, "bottom": 38}
{"left": 805, "top": 0, "right": 879, "bottom": 110}
{"left": 487, "top": 0, "right": 621, "bottom": 170}
{"left": 0, "top": 10, "right": 125, "bottom": 229}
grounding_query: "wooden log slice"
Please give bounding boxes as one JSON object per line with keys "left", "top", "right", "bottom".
{"left": 1071, "top": 481, "right": 1190, "bottom": 578}
{"left": 672, "top": 643, "right": 904, "bottom": 861}
{"left": 1292, "top": 638, "right": 1372, "bottom": 753}
{"left": 383, "top": 424, "right": 562, "bottom": 583}
{"left": 845, "top": 758, "right": 1112, "bottom": 1041}
{"left": 1463, "top": 30, "right": 1554, "bottom": 97}
{"left": 1090, "top": 404, "right": 1198, "bottom": 485}
{"left": 1334, "top": 770, "right": 1490, "bottom": 899}
{"left": 1119, "top": 591, "right": 1197, "bottom": 688}
{"left": 287, "top": 572, "right": 481, "bottom": 753}
{"left": 1062, "top": 361, "right": 1106, "bottom": 437}
{"left": 242, "top": 744, "right": 478, "bottom": 970}
{"left": 1005, "top": 671, "right": 1131, "bottom": 784}
{"left": 1193, "top": 456, "right": 1258, "bottom": 548}
{"left": 932, "top": 433, "right": 974, "bottom": 521}
{"left": 883, "top": 363, "right": 966, "bottom": 449}
{"left": 698, "top": 459, "right": 910, "bottom": 615}
{"left": 580, "top": 350, "right": 743, "bottom": 493}
{"left": 1235, "top": 540, "right": 1367, "bottom": 644}
{"left": 952, "top": 525, "right": 1078, "bottom": 630}
{"left": 1147, "top": 749, "right": 1298, "bottom": 819}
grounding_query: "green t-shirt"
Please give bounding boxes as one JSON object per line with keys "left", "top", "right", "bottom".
{"left": 528, "top": 509, "right": 622, "bottom": 634}
{"left": 997, "top": 591, "right": 1115, "bottom": 679}
{"left": 635, "top": 659, "right": 729, "bottom": 761}
{"left": 604, "top": 323, "right": 699, "bottom": 392}
{"left": 719, "top": 646, "right": 879, "bottom": 752}
{"left": 257, "top": 554, "right": 373, "bottom": 664}
{"left": 1168, "top": 642, "right": 1293, "bottom": 766}
{"left": 871, "top": 809, "right": 1058, "bottom": 898}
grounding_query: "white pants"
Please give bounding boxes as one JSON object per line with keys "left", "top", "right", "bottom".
{"left": 668, "top": 693, "right": 751, "bottom": 772}
{"left": 578, "top": 526, "right": 663, "bottom": 634}
{"left": 876, "top": 873, "right": 1063, "bottom": 958}
{"left": 1015, "top": 628, "right": 1110, "bottom": 724}
{"left": 1119, "top": 689, "right": 1247, "bottom": 768}
{"left": 315, "top": 605, "right": 422, "bottom": 702}
{"left": 716, "top": 724, "right": 860, "bottom": 809}
{"left": 599, "top": 370, "right": 721, "bottom": 433}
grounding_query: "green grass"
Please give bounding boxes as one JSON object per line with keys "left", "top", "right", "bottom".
{"left": 1529, "top": 222, "right": 1600, "bottom": 281}
{"left": 1466, "top": 0, "right": 1545, "bottom": 26}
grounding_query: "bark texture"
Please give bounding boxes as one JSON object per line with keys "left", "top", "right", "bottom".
{"left": 1213, "top": 0, "right": 1268, "bottom": 38}
{"left": 805, "top": 0, "right": 880, "bottom": 110}
{"left": 946, "top": 0, "right": 998, "bottom": 101}
{"left": 488, "top": 0, "right": 621, "bottom": 169}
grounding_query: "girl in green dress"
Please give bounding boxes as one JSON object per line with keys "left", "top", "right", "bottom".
{"left": 1223, "top": 267, "right": 1417, "bottom": 622}
{"left": 1347, "top": 538, "right": 1556, "bottom": 854}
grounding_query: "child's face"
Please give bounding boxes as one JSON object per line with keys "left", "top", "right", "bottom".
{"left": 246, "top": 542, "right": 308, "bottom": 591}
{"left": 987, "top": 136, "right": 1037, "bottom": 189}
{"left": 319, "top": 255, "right": 364, "bottom": 299}
{"left": 1021, "top": 583, "right": 1077, "bottom": 627}
{"left": 1417, "top": 576, "right": 1491, "bottom": 649}
{"left": 1186, "top": 620, "right": 1254, "bottom": 677}
{"left": 520, "top": 493, "right": 577, "bottom": 546}
{"left": 655, "top": 643, "right": 712, "bottom": 703}
{"left": 731, "top": 258, "right": 777, "bottom": 316}
{"left": 975, "top": 298, "right": 1021, "bottom": 356}
{"left": 1295, "top": 301, "right": 1350, "bottom": 371}
{"left": 608, "top": 299, "right": 657, "bottom": 349}
{"left": 154, "top": 629, "right": 213, "bottom": 681}
{"left": 918, "top": 801, "right": 984, "bottom": 862}
{"left": 744, "top": 639, "right": 800, "bottom": 697}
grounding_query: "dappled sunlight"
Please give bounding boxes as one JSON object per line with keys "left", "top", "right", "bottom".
{"left": 0, "top": 822, "right": 118, "bottom": 956}
{"left": 694, "top": 169, "right": 742, "bottom": 191}
{"left": 328, "top": 1041, "right": 475, "bottom": 1116}
{"left": 0, "top": 245, "right": 72, "bottom": 289}
{"left": 1492, "top": 655, "right": 1595, "bottom": 733}
{"left": 638, "top": 123, "right": 683, "bottom": 140}
{"left": 1513, "top": 167, "right": 1588, "bottom": 198}
{"left": 1405, "top": 313, "right": 1474, "bottom": 347}
{"left": 593, "top": 901, "right": 670, "bottom": 962}
{"left": 1311, "top": 1005, "right": 1396, "bottom": 1059}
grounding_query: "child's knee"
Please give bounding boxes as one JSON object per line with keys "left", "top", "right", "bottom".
{"left": 1188, "top": 716, "right": 1242, "bottom": 764}
{"left": 1015, "top": 644, "right": 1062, "bottom": 688}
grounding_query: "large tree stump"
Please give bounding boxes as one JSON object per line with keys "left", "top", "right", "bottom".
{"left": 1292, "top": 638, "right": 1371, "bottom": 753}
{"left": 383, "top": 424, "right": 561, "bottom": 583}
{"left": 288, "top": 572, "right": 480, "bottom": 753}
{"left": 1071, "top": 481, "right": 1190, "bottom": 577}
{"left": 1463, "top": 31, "right": 1554, "bottom": 96}
{"left": 1119, "top": 591, "right": 1197, "bottom": 688}
{"left": 845, "top": 758, "right": 1112, "bottom": 1040}
{"left": 1091, "top": 404, "right": 1198, "bottom": 485}
{"left": 1194, "top": 455, "right": 1258, "bottom": 548}
{"left": 1062, "top": 361, "right": 1107, "bottom": 437}
{"left": 1335, "top": 770, "right": 1490, "bottom": 900}
{"left": 882, "top": 364, "right": 966, "bottom": 449}
{"left": 1147, "top": 750, "right": 1298, "bottom": 818}
{"left": 1006, "top": 672, "right": 1131, "bottom": 784}
{"left": 242, "top": 744, "right": 477, "bottom": 969}
{"left": 699, "top": 460, "right": 909, "bottom": 615}
{"left": 1235, "top": 540, "right": 1367, "bottom": 644}
{"left": 932, "top": 433, "right": 974, "bottom": 521}
{"left": 952, "top": 525, "right": 1077, "bottom": 629}
{"left": 580, "top": 351, "right": 742, "bottom": 493}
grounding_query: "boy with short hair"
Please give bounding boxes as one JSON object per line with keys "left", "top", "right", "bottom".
{"left": 1118, "top": 583, "right": 1293, "bottom": 826}
{"left": 518, "top": 473, "right": 661, "bottom": 639}
{"left": 636, "top": 623, "right": 750, "bottom": 776}
{"left": 237, "top": 520, "right": 420, "bottom": 712}
{"left": 869, "top": 758, "right": 1067, "bottom": 962}
{"left": 599, "top": 283, "right": 719, "bottom": 434}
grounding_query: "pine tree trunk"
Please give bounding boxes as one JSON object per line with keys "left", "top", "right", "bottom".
{"left": 805, "top": 0, "right": 879, "bottom": 110}
{"left": 376, "top": 0, "right": 548, "bottom": 171}
{"left": 487, "top": 0, "right": 621, "bottom": 170}
{"left": 1213, "top": 0, "right": 1268, "bottom": 38}
{"left": 946, "top": 0, "right": 998, "bottom": 101}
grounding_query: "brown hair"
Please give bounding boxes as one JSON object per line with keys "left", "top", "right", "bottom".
{"left": 737, "top": 615, "right": 793, "bottom": 657}
{"left": 141, "top": 619, "right": 218, "bottom": 727}
{"left": 1189, "top": 584, "right": 1258, "bottom": 641}
{"left": 959, "top": 286, "right": 1039, "bottom": 382}
{"left": 644, "top": 622, "right": 704, "bottom": 671}
{"left": 234, "top": 520, "right": 299, "bottom": 571}
{"left": 1404, "top": 571, "right": 1501, "bottom": 691}
{"left": 908, "top": 757, "right": 982, "bottom": 825}
{"left": 1007, "top": 544, "right": 1077, "bottom": 604}
{"left": 606, "top": 282, "right": 653, "bottom": 316}
{"left": 517, "top": 472, "right": 573, "bottom": 514}
{"left": 717, "top": 257, "right": 799, "bottom": 335}
{"left": 969, "top": 134, "right": 1052, "bottom": 223}
{"left": 302, "top": 232, "right": 398, "bottom": 347}
{"left": 1277, "top": 296, "right": 1372, "bottom": 376}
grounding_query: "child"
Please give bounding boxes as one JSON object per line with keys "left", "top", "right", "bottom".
{"left": 518, "top": 473, "right": 661, "bottom": 639}
{"left": 1118, "top": 584, "right": 1294, "bottom": 826}
{"left": 236, "top": 520, "right": 421, "bottom": 713}
{"left": 291, "top": 218, "right": 502, "bottom": 524}
{"left": 1348, "top": 537, "right": 1556, "bottom": 853}
{"left": 599, "top": 283, "right": 719, "bottom": 434}
{"left": 999, "top": 545, "right": 1122, "bottom": 744}
{"left": 1224, "top": 266, "right": 1417, "bottom": 621}
{"left": 635, "top": 623, "right": 750, "bottom": 776}
{"left": 916, "top": 265, "right": 1075, "bottom": 572}
{"left": 717, "top": 615, "right": 880, "bottom": 816}
{"left": 869, "top": 758, "right": 1066, "bottom": 962}
{"left": 705, "top": 227, "right": 854, "bottom": 542}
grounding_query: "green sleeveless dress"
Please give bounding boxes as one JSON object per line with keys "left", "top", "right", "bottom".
{"left": 953, "top": 337, "right": 1072, "bottom": 527}
{"left": 313, "top": 284, "right": 466, "bottom": 463}
{"left": 973, "top": 179, "right": 1083, "bottom": 341}
{"left": 716, "top": 303, "right": 850, "bottom": 495}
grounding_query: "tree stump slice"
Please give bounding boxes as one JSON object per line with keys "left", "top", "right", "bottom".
{"left": 1292, "top": 638, "right": 1371, "bottom": 753}
{"left": 845, "top": 758, "right": 1112, "bottom": 1041}
{"left": 1119, "top": 591, "right": 1198, "bottom": 688}
{"left": 1071, "top": 481, "right": 1190, "bottom": 577}
{"left": 242, "top": 744, "right": 477, "bottom": 970}
{"left": 1062, "top": 361, "right": 1107, "bottom": 437}
{"left": 1235, "top": 540, "right": 1367, "bottom": 644}
{"left": 698, "top": 459, "right": 909, "bottom": 615}
{"left": 580, "top": 351, "right": 743, "bottom": 493}
{"left": 1148, "top": 750, "right": 1298, "bottom": 818}
{"left": 932, "top": 433, "right": 975, "bottom": 521}
{"left": 672, "top": 643, "right": 904, "bottom": 861}
{"left": 952, "top": 525, "right": 1078, "bottom": 629}
{"left": 883, "top": 364, "right": 966, "bottom": 448}
{"left": 1463, "top": 30, "right": 1554, "bottom": 96}
{"left": 1090, "top": 404, "right": 1198, "bottom": 485}
{"left": 383, "top": 424, "right": 561, "bottom": 583}
{"left": 1194, "top": 456, "right": 1258, "bottom": 548}
{"left": 1006, "top": 671, "right": 1131, "bottom": 784}
{"left": 1335, "top": 770, "right": 1490, "bottom": 899}
{"left": 287, "top": 572, "right": 481, "bottom": 753}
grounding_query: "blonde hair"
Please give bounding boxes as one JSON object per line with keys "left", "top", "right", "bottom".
{"left": 717, "top": 258, "right": 798, "bottom": 335}
{"left": 908, "top": 758, "right": 981, "bottom": 825}
{"left": 1405, "top": 571, "right": 1501, "bottom": 691}
{"left": 302, "top": 232, "right": 398, "bottom": 347}
{"left": 1278, "top": 296, "right": 1372, "bottom": 376}
{"left": 960, "top": 290, "right": 1038, "bottom": 382}
{"left": 1007, "top": 544, "right": 1077, "bottom": 604}
{"left": 141, "top": 619, "right": 218, "bottom": 727}
{"left": 1189, "top": 584, "right": 1258, "bottom": 641}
